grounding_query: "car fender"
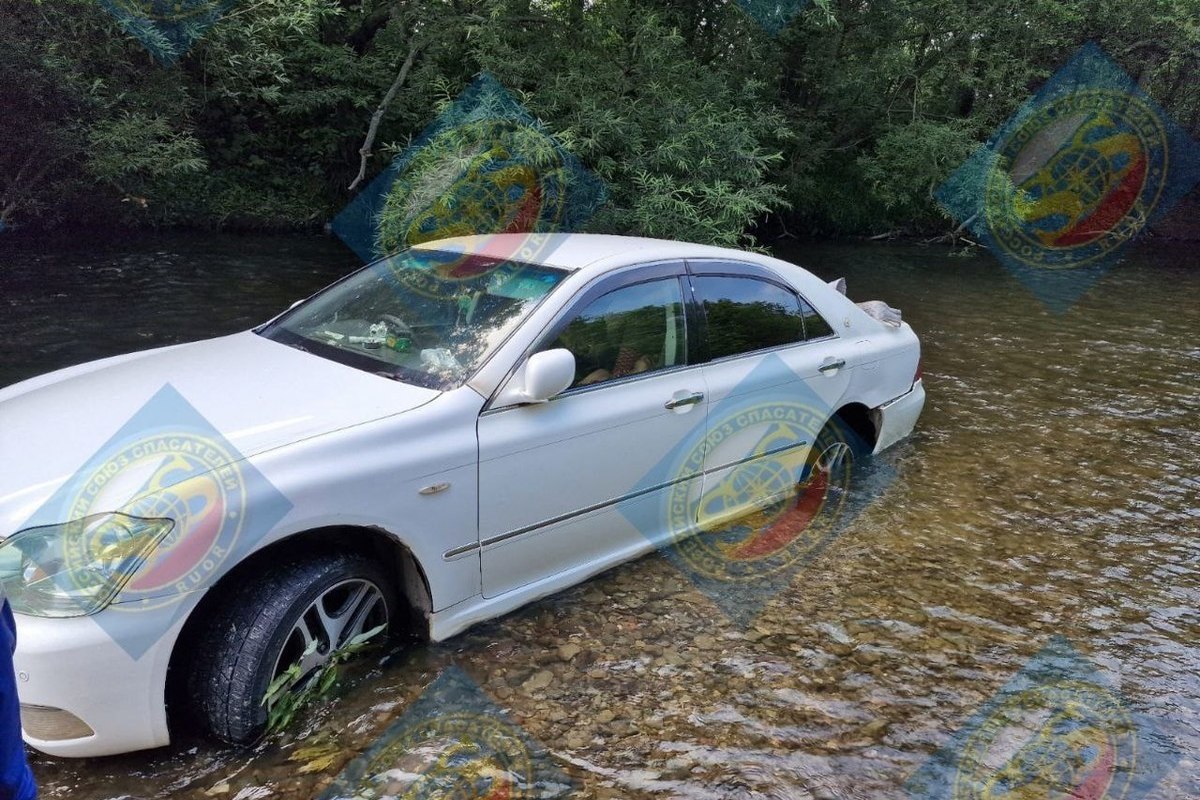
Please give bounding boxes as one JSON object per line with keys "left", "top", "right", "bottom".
{"left": 234, "top": 386, "right": 486, "bottom": 612}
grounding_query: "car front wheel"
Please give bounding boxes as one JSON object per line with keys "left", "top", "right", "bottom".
{"left": 188, "top": 550, "right": 396, "bottom": 745}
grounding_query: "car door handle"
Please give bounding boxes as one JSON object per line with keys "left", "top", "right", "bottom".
{"left": 665, "top": 392, "right": 705, "bottom": 410}
{"left": 818, "top": 358, "right": 846, "bottom": 374}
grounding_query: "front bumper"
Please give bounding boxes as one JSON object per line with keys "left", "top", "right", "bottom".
{"left": 872, "top": 380, "right": 926, "bottom": 454}
{"left": 13, "top": 605, "right": 181, "bottom": 757}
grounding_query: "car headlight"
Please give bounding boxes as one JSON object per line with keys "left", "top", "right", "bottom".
{"left": 0, "top": 513, "right": 174, "bottom": 618}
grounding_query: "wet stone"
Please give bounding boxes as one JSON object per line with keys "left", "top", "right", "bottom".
{"left": 522, "top": 670, "right": 554, "bottom": 693}
{"left": 861, "top": 717, "right": 890, "bottom": 739}
{"left": 852, "top": 648, "right": 882, "bottom": 666}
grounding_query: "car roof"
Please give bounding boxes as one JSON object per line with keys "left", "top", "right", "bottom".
{"left": 409, "top": 233, "right": 777, "bottom": 276}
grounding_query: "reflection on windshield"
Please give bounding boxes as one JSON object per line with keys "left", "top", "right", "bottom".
{"left": 260, "top": 248, "right": 568, "bottom": 389}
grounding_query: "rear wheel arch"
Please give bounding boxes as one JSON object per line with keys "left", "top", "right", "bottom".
{"left": 832, "top": 402, "right": 877, "bottom": 454}
{"left": 164, "top": 525, "right": 432, "bottom": 737}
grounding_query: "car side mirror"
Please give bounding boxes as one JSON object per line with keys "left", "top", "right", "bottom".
{"left": 522, "top": 348, "right": 576, "bottom": 402}
{"left": 499, "top": 349, "right": 576, "bottom": 406}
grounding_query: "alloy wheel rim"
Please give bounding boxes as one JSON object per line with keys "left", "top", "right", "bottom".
{"left": 269, "top": 578, "right": 388, "bottom": 696}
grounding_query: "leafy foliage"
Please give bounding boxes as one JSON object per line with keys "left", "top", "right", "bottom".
{"left": 858, "top": 120, "right": 978, "bottom": 230}
{"left": 466, "top": 2, "right": 790, "bottom": 247}
{"left": 1, "top": 0, "right": 1197, "bottom": 241}
{"left": 87, "top": 112, "right": 207, "bottom": 193}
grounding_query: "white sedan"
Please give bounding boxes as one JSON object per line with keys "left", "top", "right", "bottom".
{"left": 0, "top": 234, "right": 924, "bottom": 757}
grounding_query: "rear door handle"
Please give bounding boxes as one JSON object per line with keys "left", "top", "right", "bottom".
{"left": 665, "top": 392, "right": 705, "bottom": 410}
{"left": 818, "top": 358, "right": 846, "bottom": 375}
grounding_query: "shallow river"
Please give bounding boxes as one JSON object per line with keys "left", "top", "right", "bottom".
{"left": 0, "top": 233, "right": 1197, "bottom": 799}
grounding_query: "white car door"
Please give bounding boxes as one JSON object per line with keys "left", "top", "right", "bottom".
{"left": 684, "top": 263, "right": 858, "bottom": 537}
{"left": 477, "top": 264, "right": 709, "bottom": 598}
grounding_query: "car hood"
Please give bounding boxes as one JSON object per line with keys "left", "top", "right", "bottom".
{"left": 0, "top": 332, "right": 440, "bottom": 536}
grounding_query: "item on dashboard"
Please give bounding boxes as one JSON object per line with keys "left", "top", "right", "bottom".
{"left": 420, "top": 348, "right": 461, "bottom": 372}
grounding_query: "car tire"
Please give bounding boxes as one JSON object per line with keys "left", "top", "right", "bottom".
{"left": 188, "top": 550, "right": 397, "bottom": 745}
{"left": 804, "top": 413, "right": 869, "bottom": 481}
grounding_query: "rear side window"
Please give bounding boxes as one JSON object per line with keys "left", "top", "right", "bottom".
{"left": 692, "top": 276, "right": 805, "bottom": 359}
{"left": 799, "top": 297, "right": 835, "bottom": 339}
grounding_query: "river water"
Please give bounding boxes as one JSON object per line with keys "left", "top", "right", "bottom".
{"left": 0, "top": 233, "right": 1196, "bottom": 799}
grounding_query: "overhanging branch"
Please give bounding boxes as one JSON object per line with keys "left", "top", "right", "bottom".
{"left": 348, "top": 34, "right": 423, "bottom": 192}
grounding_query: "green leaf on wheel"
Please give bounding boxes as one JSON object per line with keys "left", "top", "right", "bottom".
{"left": 348, "top": 624, "right": 387, "bottom": 648}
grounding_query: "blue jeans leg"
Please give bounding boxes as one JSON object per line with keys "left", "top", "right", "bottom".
{"left": 0, "top": 601, "right": 35, "bottom": 800}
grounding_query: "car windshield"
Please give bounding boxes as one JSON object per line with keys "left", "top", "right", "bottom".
{"left": 259, "top": 248, "right": 569, "bottom": 390}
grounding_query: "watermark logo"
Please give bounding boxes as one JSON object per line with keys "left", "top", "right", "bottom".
{"left": 734, "top": 0, "right": 811, "bottom": 35}
{"left": 667, "top": 400, "right": 854, "bottom": 584}
{"left": 371, "top": 233, "right": 567, "bottom": 306}
{"left": 620, "top": 353, "right": 896, "bottom": 627}
{"left": 8, "top": 384, "right": 291, "bottom": 657}
{"left": 320, "top": 666, "right": 574, "bottom": 799}
{"left": 936, "top": 42, "right": 1200, "bottom": 313}
{"left": 97, "top": 0, "right": 236, "bottom": 63}
{"left": 906, "top": 636, "right": 1179, "bottom": 800}
{"left": 331, "top": 73, "right": 606, "bottom": 284}
{"left": 63, "top": 427, "right": 244, "bottom": 607}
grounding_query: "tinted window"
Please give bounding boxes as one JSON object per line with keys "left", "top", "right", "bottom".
{"left": 693, "top": 276, "right": 804, "bottom": 359}
{"left": 799, "top": 297, "right": 835, "bottom": 339}
{"left": 549, "top": 279, "right": 686, "bottom": 388}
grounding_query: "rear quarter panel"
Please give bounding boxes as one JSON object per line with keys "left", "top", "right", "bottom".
{"left": 756, "top": 255, "right": 922, "bottom": 409}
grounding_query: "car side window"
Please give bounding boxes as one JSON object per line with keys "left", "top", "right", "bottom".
{"left": 549, "top": 279, "right": 686, "bottom": 388}
{"left": 799, "top": 296, "right": 835, "bottom": 339}
{"left": 692, "top": 276, "right": 806, "bottom": 359}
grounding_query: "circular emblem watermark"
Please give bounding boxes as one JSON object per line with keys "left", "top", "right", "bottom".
{"left": 666, "top": 403, "right": 854, "bottom": 583}
{"left": 108, "top": 0, "right": 228, "bottom": 22}
{"left": 984, "top": 89, "right": 1169, "bottom": 269}
{"left": 954, "top": 680, "right": 1137, "bottom": 800}
{"left": 65, "top": 431, "right": 246, "bottom": 609}
{"left": 380, "top": 117, "right": 571, "bottom": 301}
{"left": 352, "top": 712, "right": 535, "bottom": 798}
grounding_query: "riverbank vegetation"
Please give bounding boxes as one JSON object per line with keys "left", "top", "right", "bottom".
{"left": 2, "top": 0, "right": 1198, "bottom": 245}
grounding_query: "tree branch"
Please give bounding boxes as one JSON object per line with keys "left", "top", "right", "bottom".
{"left": 348, "top": 34, "right": 422, "bottom": 192}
